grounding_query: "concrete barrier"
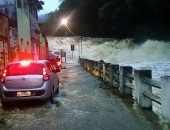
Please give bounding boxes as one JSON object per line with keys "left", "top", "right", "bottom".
{"left": 79, "top": 58, "right": 170, "bottom": 122}
{"left": 134, "top": 69, "right": 152, "bottom": 109}
{"left": 161, "top": 76, "right": 170, "bottom": 121}
{"left": 119, "top": 66, "right": 133, "bottom": 96}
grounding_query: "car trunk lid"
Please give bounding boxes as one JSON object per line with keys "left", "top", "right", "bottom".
{"left": 5, "top": 75, "right": 44, "bottom": 89}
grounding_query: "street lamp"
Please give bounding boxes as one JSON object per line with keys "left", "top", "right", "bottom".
{"left": 60, "top": 18, "right": 82, "bottom": 59}
{"left": 61, "top": 18, "right": 68, "bottom": 36}
{"left": 61, "top": 18, "right": 76, "bottom": 36}
{"left": 61, "top": 18, "right": 68, "bottom": 26}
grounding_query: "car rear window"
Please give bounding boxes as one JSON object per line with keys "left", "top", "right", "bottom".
{"left": 6, "top": 63, "right": 44, "bottom": 76}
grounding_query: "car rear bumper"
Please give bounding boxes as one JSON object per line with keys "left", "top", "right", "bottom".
{"left": 0, "top": 84, "right": 52, "bottom": 102}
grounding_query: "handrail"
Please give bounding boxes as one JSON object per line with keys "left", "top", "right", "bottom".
{"left": 143, "top": 78, "right": 161, "bottom": 89}
{"left": 124, "top": 74, "right": 134, "bottom": 80}
{"left": 143, "top": 91, "right": 161, "bottom": 105}
{"left": 124, "top": 83, "right": 134, "bottom": 90}
{"left": 79, "top": 58, "right": 170, "bottom": 122}
{"left": 115, "top": 72, "right": 120, "bottom": 75}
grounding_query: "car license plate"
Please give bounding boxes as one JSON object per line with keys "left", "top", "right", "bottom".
{"left": 17, "top": 91, "right": 31, "bottom": 97}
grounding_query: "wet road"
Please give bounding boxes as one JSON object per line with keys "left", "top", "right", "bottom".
{"left": 0, "top": 64, "right": 163, "bottom": 130}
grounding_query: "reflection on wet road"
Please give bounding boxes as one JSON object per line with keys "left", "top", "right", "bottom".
{"left": 0, "top": 63, "right": 163, "bottom": 130}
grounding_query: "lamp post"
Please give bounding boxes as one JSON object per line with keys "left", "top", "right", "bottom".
{"left": 80, "top": 36, "right": 82, "bottom": 55}
{"left": 61, "top": 18, "right": 74, "bottom": 59}
{"left": 60, "top": 18, "right": 69, "bottom": 62}
{"left": 61, "top": 18, "right": 83, "bottom": 60}
{"left": 61, "top": 18, "right": 68, "bottom": 36}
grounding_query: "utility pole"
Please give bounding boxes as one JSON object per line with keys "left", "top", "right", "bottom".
{"left": 80, "top": 36, "right": 82, "bottom": 55}
{"left": 60, "top": 49, "right": 62, "bottom": 63}
{"left": 71, "top": 45, "right": 74, "bottom": 59}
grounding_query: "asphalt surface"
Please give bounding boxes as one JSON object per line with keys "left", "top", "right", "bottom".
{"left": 0, "top": 63, "right": 163, "bottom": 130}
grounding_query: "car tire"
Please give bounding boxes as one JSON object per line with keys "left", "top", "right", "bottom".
{"left": 50, "top": 87, "right": 55, "bottom": 104}
{"left": 56, "top": 86, "right": 59, "bottom": 94}
{"left": 56, "top": 81, "right": 59, "bottom": 94}
{"left": 50, "top": 93, "right": 54, "bottom": 104}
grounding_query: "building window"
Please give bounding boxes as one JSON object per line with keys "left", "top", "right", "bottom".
{"left": 20, "top": 38, "right": 23, "bottom": 50}
{"left": 27, "top": 41, "right": 29, "bottom": 47}
{"left": 23, "top": 0, "right": 28, "bottom": 9}
{"left": 17, "top": 0, "right": 22, "bottom": 8}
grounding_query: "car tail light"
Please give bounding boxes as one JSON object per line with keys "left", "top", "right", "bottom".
{"left": 1, "top": 69, "right": 7, "bottom": 83}
{"left": 57, "top": 62, "right": 61, "bottom": 66}
{"left": 43, "top": 67, "right": 50, "bottom": 81}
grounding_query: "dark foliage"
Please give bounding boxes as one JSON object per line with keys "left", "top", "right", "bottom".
{"left": 41, "top": 0, "right": 170, "bottom": 41}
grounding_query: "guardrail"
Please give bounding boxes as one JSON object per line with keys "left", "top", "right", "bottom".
{"left": 79, "top": 58, "right": 170, "bottom": 122}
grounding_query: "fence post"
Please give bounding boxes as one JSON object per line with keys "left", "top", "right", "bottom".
{"left": 103, "top": 62, "right": 109, "bottom": 81}
{"left": 105, "top": 63, "right": 111, "bottom": 82}
{"left": 134, "top": 69, "right": 152, "bottom": 109}
{"left": 92, "top": 61, "right": 95, "bottom": 75}
{"left": 119, "top": 66, "right": 132, "bottom": 95}
{"left": 85, "top": 59, "right": 88, "bottom": 70}
{"left": 98, "top": 60, "right": 104, "bottom": 79}
{"left": 91, "top": 60, "right": 95, "bottom": 74}
{"left": 82, "top": 58, "right": 84, "bottom": 68}
{"left": 84, "top": 59, "right": 87, "bottom": 70}
{"left": 112, "top": 64, "right": 119, "bottom": 88}
{"left": 102, "top": 62, "right": 106, "bottom": 81}
{"left": 161, "top": 76, "right": 170, "bottom": 121}
{"left": 89, "top": 60, "right": 93, "bottom": 73}
{"left": 125, "top": 66, "right": 133, "bottom": 95}
{"left": 87, "top": 60, "right": 90, "bottom": 71}
{"left": 94, "top": 61, "right": 99, "bottom": 77}
{"left": 109, "top": 64, "right": 114, "bottom": 87}
{"left": 109, "top": 64, "right": 118, "bottom": 87}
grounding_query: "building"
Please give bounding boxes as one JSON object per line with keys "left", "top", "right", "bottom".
{"left": 0, "top": 0, "right": 48, "bottom": 62}
{"left": 0, "top": 12, "right": 9, "bottom": 74}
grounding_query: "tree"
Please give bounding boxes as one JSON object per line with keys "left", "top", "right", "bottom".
{"left": 41, "top": 0, "right": 170, "bottom": 41}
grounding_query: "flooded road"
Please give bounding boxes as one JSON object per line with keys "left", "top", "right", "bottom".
{"left": 0, "top": 64, "right": 162, "bottom": 130}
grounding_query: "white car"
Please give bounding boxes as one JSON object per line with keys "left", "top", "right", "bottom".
{"left": 0, "top": 60, "right": 59, "bottom": 107}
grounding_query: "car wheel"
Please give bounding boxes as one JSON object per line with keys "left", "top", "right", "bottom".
{"left": 56, "top": 86, "right": 59, "bottom": 94}
{"left": 56, "top": 81, "right": 59, "bottom": 94}
{"left": 50, "top": 87, "right": 55, "bottom": 104}
{"left": 50, "top": 93, "right": 54, "bottom": 104}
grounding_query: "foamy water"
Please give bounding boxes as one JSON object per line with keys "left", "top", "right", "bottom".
{"left": 48, "top": 37, "right": 170, "bottom": 118}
